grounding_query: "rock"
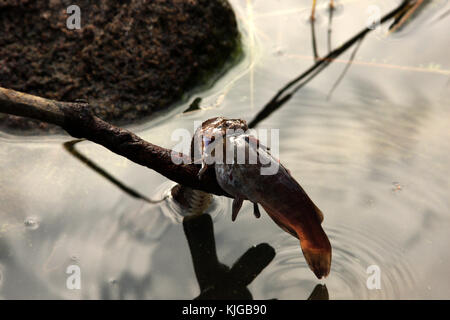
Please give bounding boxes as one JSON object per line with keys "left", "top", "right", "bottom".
{"left": 0, "top": 0, "right": 240, "bottom": 134}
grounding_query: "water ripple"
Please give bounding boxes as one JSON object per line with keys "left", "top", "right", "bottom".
{"left": 254, "top": 223, "right": 416, "bottom": 299}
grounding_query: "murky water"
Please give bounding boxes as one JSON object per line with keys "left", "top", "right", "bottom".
{"left": 1, "top": 0, "right": 449, "bottom": 299}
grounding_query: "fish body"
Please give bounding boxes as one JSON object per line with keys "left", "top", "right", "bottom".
{"left": 192, "top": 117, "right": 331, "bottom": 278}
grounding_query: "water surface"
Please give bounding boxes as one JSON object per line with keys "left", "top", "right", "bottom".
{"left": 0, "top": 0, "right": 449, "bottom": 299}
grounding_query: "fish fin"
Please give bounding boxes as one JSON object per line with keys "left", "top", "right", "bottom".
{"left": 197, "top": 164, "right": 208, "bottom": 179}
{"left": 300, "top": 236, "right": 332, "bottom": 279}
{"left": 313, "top": 203, "right": 324, "bottom": 223}
{"left": 253, "top": 203, "right": 261, "bottom": 218}
{"left": 260, "top": 203, "right": 330, "bottom": 279}
{"left": 232, "top": 197, "right": 244, "bottom": 221}
{"left": 279, "top": 163, "right": 291, "bottom": 176}
{"left": 262, "top": 205, "right": 298, "bottom": 239}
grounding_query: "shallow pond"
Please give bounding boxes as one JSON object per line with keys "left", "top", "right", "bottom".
{"left": 0, "top": 0, "right": 449, "bottom": 299}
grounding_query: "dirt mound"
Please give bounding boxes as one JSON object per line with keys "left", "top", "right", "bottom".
{"left": 0, "top": 0, "right": 239, "bottom": 134}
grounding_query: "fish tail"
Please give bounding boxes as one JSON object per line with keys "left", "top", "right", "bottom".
{"left": 297, "top": 226, "right": 332, "bottom": 279}
{"left": 261, "top": 204, "right": 332, "bottom": 279}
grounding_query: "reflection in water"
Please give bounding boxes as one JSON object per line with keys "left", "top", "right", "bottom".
{"left": 310, "top": 18, "right": 320, "bottom": 61}
{"left": 326, "top": 2, "right": 335, "bottom": 53}
{"left": 326, "top": 37, "right": 364, "bottom": 100}
{"left": 310, "top": 0, "right": 336, "bottom": 58}
{"left": 307, "top": 284, "right": 329, "bottom": 300}
{"left": 184, "top": 213, "right": 328, "bottom": 300}
{"left": 64, "top": 139, "right": 163, "bottom": 204}
{"left": 183, "top": 213, "right": 275, "bottom": 299}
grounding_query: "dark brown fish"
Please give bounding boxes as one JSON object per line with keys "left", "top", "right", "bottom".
{"left": 192, "top": 117, "right": 332, "bottom": 279}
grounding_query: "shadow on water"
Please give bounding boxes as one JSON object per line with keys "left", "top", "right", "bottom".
{"left": 64, "top": 139, "right": 163, "bottom": 204}
{"left": 185, "top": 213, "right": 328, "bottom": 300}
{"left": 95, "top": 211, "right": 328, "bottom": 300}
{"left": 307, "top": 284, "right": 329, "bottom": 300}
{"left": 183, "top": 213, "right": 275, "bottom": 300}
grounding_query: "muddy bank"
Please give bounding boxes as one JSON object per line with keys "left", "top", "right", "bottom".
{"left": 0, "top": 0, "right": 240, "bottom": 134}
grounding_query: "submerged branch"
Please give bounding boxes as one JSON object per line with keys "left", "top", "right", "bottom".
{"left": 0, "top": 87, "right": 229, "bottom": 197}
{"left": 326, "top": 36, "right": 364, "bottom": 100}
{"left": 64, "top": 139, "right": 166, "bottom": 203}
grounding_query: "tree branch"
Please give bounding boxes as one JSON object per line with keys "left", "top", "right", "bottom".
{"left": 0, "top": 86, "right": 229, "bottom": 197}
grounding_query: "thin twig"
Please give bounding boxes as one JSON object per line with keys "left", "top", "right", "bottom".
{"left": 326, "top": 36, "right": 364, "bottom": 100}
{"left": 327, "top": 2, "right": 335, "bottom": 53}
{"left": 390, "top": 0, "right": 424, "bottom": 33}
{"left": 310, "top": 19, "right": 320, "bottom": 61}
{"left": 248, "top": 0, "right": 413, "bottom": 128}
